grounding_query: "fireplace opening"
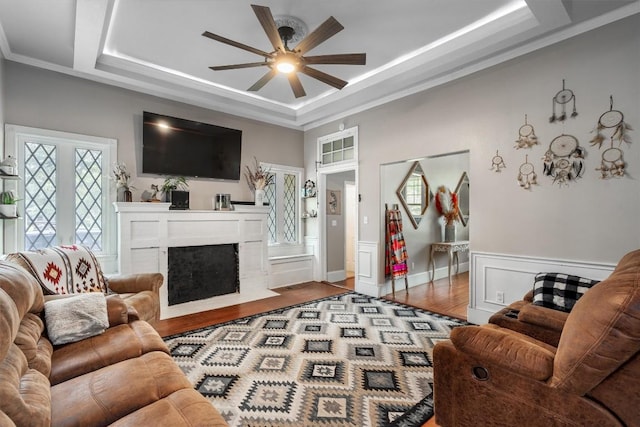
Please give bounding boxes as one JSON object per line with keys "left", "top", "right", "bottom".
{"left": 167, "top": 244, "right": 239, "bottom": 306}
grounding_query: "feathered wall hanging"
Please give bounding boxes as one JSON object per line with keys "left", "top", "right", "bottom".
{"left": 490, "top": 150, "right": 506, "bottom": 172}
{"left": 549, "top": 79, "right": 578, "bottom": 123}
{"left": 591, "top": 96, "right": 632, "bottom": 179}
{"left": 517, "top": 154, "right": 537, "bottom": 190}
{"left": 542, "top": 134, "right": 585, "bottom": 186}
{"left": 514, "top": 114, "right": 538, "bottom": 149}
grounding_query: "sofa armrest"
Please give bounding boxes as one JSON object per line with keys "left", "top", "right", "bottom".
{"left": 519, "top": 303, "right": 568, "bottom": 332}
{"left": 450, "top": 325, "right": 555, "bottom": 381}
{"left": 106, "top": 273, "right": 163, "bottom": 294}
{"left": 43, "top": 293, "right": 129, "bottom": 327}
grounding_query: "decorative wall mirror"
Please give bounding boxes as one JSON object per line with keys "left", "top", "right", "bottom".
{"left": 396, "top": 161, "right": 430, "bottom": 229}
{"left": 454, "top": 171, "right": 470, "bottom": 226}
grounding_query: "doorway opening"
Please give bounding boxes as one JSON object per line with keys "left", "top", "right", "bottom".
{"left": 317, "top": 167, "right": 357, "bottom": 291}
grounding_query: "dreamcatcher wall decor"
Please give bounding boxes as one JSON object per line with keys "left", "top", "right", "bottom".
{"left": 514, "top": 114, "right": 538, "bottom": 149}
{"left": 542, "top": 134, "right": 585, "bottom": 186}
{"left": 490, "top": 150, "right": 506, "bottom": 172}
{"left": 549, "top": 79, "right": 578, "bottom": 123}
{"left": 591, "top": 96, "right": 632, "bottom": 179}
{"left": 517, "top": 155, "right": 537, "bottom": 190}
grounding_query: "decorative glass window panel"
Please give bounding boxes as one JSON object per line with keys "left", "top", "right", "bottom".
{"left": 262, "top": 164, "right": 302, "bottom": 246}
{"left": 318, "top": 127, "right": 358, "bottom": 166}
{"left": 24, "top": 142, "right": 57, "bottom": 250}
{"left": 75, "top": 148, "right": 103, "bottom": 250}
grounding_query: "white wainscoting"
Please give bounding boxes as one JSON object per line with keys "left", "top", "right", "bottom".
{"left": 267, "top": 238, "right": 315, "bottom": 289}
{"left": 469, "top": 251, "right": 616, "bottom": 325}
{"left": 356, "top": 241, "right": 379, "bottom": 296}
{"left": 115, "top": 203, "right": 278, "bottom": 319}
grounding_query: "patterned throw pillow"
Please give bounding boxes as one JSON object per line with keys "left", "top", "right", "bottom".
{"left": 532, "top": 272, "right": 600, "bottom": 312}
{"left": 6, "top": 245, "right": 108, "bottom": 295}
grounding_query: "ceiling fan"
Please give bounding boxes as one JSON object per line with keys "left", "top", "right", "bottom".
{"left": 202, "top": 4, "right": 366, "bottom": 98}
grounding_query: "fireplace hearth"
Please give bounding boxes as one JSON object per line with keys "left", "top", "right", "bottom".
{"left": 168, "top": 244, "right": 239, "bottom": 306}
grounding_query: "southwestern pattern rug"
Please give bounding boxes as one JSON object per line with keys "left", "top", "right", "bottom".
{"left": 164, "top": 292, "right": 466, "bottom": 427}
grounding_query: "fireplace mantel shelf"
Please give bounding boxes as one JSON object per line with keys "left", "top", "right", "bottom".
{"left": 114, "top": 202, "right": 276, "bottom": 319}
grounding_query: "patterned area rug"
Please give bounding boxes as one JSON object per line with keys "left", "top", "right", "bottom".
{"left": 164, "top": 292, "right": 465, "bottom": 426}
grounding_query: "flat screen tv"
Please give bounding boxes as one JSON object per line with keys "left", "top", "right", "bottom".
{"left": 142, "top": 111, "right": 242, "bottom": 180}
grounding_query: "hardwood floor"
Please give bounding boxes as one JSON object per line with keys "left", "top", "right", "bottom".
{"left": 155, "top": 272, "right": 469, "bottom": 337}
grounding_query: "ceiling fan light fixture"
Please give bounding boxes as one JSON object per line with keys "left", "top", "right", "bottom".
{"left": 276, "top": 61, "right": 296, "bottom": 73}
{"left": 275, "top": 53, "right": 298, "bottom": 73}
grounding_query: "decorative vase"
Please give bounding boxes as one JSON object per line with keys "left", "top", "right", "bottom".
{"left": 124, "top": 189, "right": 133, "bottom": 202}
{"left": 444, "top": 222, "right": 456, "bottom": 242}
{"left": 254, "top": 189, "right": 265, "bottom": 206}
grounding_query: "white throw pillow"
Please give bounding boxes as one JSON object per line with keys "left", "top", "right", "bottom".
{"left": 44, "top": 293, "right": 109, "bottom": 345}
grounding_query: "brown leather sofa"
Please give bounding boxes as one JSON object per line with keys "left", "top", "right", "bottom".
{"left": 433, "top": 248, "right": 640, "bottom": 426}
{"left": 0, "top": 260, "right": 227, "bottom": 426}
{"left": 5, "top": 249, "right": 162, "bottom": 325}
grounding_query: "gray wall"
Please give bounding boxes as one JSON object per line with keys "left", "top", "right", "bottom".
{"left": 305, "top": 14, "right": 640, "bottom": 271}
{"left": 3, "top": 62, "right": 304, "bottom": 210}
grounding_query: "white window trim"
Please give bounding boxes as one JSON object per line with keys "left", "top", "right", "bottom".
{"left": 3, "top": 125, "right": 118, "bottom": 270}
{"left": 262, "top": 162, "right": 304, "bottom": 251}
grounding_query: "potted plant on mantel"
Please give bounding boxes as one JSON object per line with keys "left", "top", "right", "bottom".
{"left": 0, "top": 191, "right": 19, "bottom": 218}
{"left": 162, "top": 176, "right": 189, "bottom": 210}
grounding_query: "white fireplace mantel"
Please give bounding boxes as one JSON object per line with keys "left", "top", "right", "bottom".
{"left": 114, "top": 202, "right": 277, "bottom": 319}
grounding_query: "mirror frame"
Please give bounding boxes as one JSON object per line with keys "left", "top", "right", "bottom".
{"left": 396, "top": 161, "right": 430, "bottom": 229}
{"left": 454, "top": 171, "right": 469, "bottom": 227}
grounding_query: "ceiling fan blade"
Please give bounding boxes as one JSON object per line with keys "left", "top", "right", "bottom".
{"left": 251, "top": 4, "right": 285, "bottom": 53}
{"left": 301, "top": 66, "right": 348, "bottom": 90}
{"left": 288, "top": 73, "right": 306, "bottom": 98}
{"left": 248, "top": 69, "right": 277, "bottom": 92}
{"left": 304, "top": 53, "right": 366, "bottom": 65}
{"left": 294, "top": 16, "right": 344, "bottom": 55}
{"left": 209, "top": 62, "right": 269, "bottom": 71}
{"left": 202, "top": 31, "right": 273, "bottom": 58}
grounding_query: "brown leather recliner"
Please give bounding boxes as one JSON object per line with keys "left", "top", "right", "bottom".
{"left": 433, "top": 249, "right": 640, "bottom": 426}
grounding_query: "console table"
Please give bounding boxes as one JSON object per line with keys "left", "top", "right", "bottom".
{"left": 429, "top": 241, "right": 470, "bottom": 283}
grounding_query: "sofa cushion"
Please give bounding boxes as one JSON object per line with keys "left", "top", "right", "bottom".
{"left": 51, "top": 351, "right": 193, "bottom": 427}
{"left": 44, "top": 292, "right": 109, "bottom": 345}
{"left": 110, "top": 388, "right": 228, "bottom": 427}
{"left": 532, "top": 272, "right": 600, "bottom": 312}
{"left": 50, "top": 320, "right": 168, "bottom": 385}
{"left": 6, "top": 245, "right": 107, "bottom": 295}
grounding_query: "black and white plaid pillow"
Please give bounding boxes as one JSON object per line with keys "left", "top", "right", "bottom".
{"left": 532, "top": 273, "right": 600, "bottom": 312}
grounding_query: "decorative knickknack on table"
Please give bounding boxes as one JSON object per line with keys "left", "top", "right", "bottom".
{"left": 435, "top": 186, "right": 460, "bottom": 242}
{"left": 244, "top": 157, "right": 273, "bottom": 206}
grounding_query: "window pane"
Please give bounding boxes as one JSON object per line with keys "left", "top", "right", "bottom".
{"left": 343, "top": 148, "right": 354, "bottom": 160}
{"left": 24, "top": 142, "right": 57, "bottom": 250}
{"left": 332, "top": 151, "right": 343, "bottom": 162}
{"left": 264, "top": 177, "right": 277, "bottom": 243}
{"left": 75, "top": 148, "right": 103, "bottom": 251}
{"left": 344, "top": 136, "right": 354, "bottom": 148}
{"left": 322, "top": 153, "right": 332, "bottom": 164}
{"left": 283, "top": 173, "right": 297, "bottom": 242}
{"left": 332, "top": 139, "right": 343, "bottom": 150}
{"left": 322, "top": 142, "right": 332, "bottom": 154}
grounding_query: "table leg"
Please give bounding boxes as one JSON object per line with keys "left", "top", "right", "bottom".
{"left": 447, "top": 249, "right": 453, "bottom": 284}
{"left": 454, "top": 251, "right": 460, "bottom": 274}
{"left": 429, "top": 246, "right": 436, "bottom": 282}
